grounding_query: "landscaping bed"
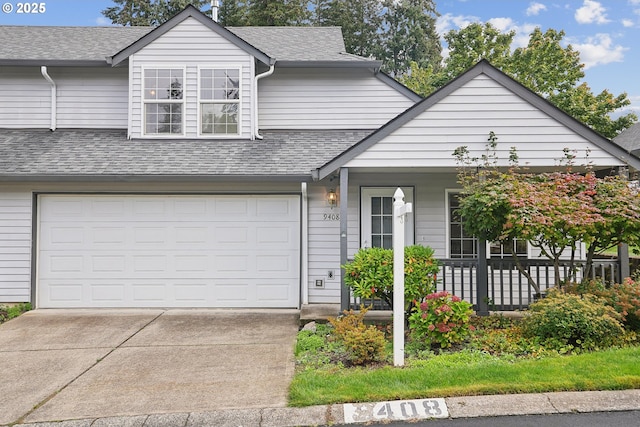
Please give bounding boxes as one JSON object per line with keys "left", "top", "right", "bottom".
{"left": 289, "top": 285, "right": 640, "bottom": 407}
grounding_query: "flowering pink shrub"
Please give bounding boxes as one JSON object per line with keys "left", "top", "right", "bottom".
{"left": 408, "top": 291, "right": 474, "bottom": 348}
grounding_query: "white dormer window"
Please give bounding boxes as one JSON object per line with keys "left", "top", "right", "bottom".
{"left": 199, "top": 68, "right": 240, "bottom": 136}
{"left": 143, "top": 68, "right": 184, "bottom": 135}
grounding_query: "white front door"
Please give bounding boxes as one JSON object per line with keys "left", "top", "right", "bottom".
{"left": 37, "top": 194, "right": 300, "bottom": 308}
{"left": 360, "top": 187, "right": 414, "bottom": 249}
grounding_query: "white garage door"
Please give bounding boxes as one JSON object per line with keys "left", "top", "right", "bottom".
{"left": 37, "top": 195, "right": 300, "bottom": 308}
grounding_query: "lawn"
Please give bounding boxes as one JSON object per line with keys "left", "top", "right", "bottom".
{"left": 289, "top": 313, "right": 640, "bottom": 407}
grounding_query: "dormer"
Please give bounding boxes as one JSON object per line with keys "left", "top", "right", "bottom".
{"left": 110, "top": 5, "right": 274, "bottom": 140}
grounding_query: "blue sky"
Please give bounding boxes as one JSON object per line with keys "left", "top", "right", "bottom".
{"left": 1, "top": 0, "right": 639, "bottom": 118}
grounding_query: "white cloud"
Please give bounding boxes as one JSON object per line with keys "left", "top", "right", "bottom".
{"left": 575, "top": 0, "right": 611, "bottom": 24}
{"left": 95, "top": 16, "right": 111, "bottom": 26}
{"left": 487, "top": 17, "right": 515, "bottom": 32}
{"left": 572, "top": 33, "right": 626, "bottom": 69}
{"left": 526, "top": 2, "right": 547, "bottom": 16}
{"left": 622, "top": 19, "right": 635, "bottom": 27}
{"left": 436, "top": 13, "right": 480, "bottom": 37}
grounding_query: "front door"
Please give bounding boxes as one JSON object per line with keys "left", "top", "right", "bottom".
{"left": 360, "top": 187, "right": 414, "bottom": 249}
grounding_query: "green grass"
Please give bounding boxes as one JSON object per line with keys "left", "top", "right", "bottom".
{"left": 289, "top": 346, "right": 640, "bottom": 406}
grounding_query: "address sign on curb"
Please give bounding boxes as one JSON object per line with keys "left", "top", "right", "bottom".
{"left": 343, "top": 398, "right": 449, "bottom": 423}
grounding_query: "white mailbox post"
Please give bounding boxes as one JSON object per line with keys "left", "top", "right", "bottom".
{"left": 393, "top": 188, "right": 412, "bottom": 367}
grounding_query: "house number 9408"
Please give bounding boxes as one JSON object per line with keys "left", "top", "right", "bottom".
{"left": 323, "top": 213, "right": 340, "bottom": 221}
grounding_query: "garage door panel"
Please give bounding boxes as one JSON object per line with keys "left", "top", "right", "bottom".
{"left": 38, "top": 195, "right": 300, "bottom": 308}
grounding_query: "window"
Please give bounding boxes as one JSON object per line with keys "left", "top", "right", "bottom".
{"left": 144, "top": 68, "right": 184, "bottom": 135}
{"left": 448, "top": 192, "right": 529, "bottom": 259}
{"left": 490, "top": 239, "right": 528, "bottom": 259}
{"left": 361, "top": 187, "right": 414, "bottom": 249}
{"left": 448, "top": 192, "right": 477, "bottom": 258}
{"left": 200, "top": 68, "right": 240, "bottom": 135}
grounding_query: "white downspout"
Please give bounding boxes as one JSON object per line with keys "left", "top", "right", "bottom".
{"left": 40, "top": 66, "right": 56, "bottom": 131}
{"left": 254, "top": 64, "right": 275, "bottom": 140}
{"left": 301, "top": 182, "right": 309, "bottom": 306}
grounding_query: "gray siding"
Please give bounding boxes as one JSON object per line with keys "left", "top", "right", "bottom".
{"left": 0, "top": 67, "right": 50, "bottom": 128}
{"left": 307, "top": 173, "right": 458, "bottom": 304}
{"left": 0, "top": 66, "right": 129, "bottom": 129}
{"left": 259, "top": 68, "right": 415, "bottom": 129}
{"left": 52, "top": 67, "right": 129, "bottom": 129}
{"left": 0, "top": 192, "right": 31, "bottom": 303}
{"left": 130, "top": 17, "right": 253, "bottom": 138}
{"left": 345, "top": 74, "right": 623, "bottom": 168}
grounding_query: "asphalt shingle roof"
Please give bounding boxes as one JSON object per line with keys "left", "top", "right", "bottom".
{"left": 0, "top": 26, "right": 152, "bottom": 62}
{"left": 229, "top": 26, "right": 366, "bottom": 62}
{"left": 0, "top": 129, "right": 373, "bottom": 179}
{"left": 0, "top": 24, "right": 369, "bottom": 64}
{"left": 613, "top": 122, "right": 640, "bottom": 153}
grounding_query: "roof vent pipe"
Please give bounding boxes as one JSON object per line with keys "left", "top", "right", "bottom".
{"left": 40, "top": 66, "right": 57, "bottom": 131}
{"left": 211, "top": 0, "right": 219, "bottom": 22}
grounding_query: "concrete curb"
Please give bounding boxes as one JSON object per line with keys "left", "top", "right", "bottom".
{"left": 10, "top": 390, "right": 640, "bottom": 427}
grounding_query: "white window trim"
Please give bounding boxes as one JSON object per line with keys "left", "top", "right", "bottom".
{"left": 360, "top": 186, "right": 415, "bottom": 249}
{"left": 445, "top": 189, "right": 532, "bottom": 259}
{"left": 197, "top": 65, "right": 242, "bottom": 138}
{"left": 141, "top": 65, "right": 186, "bottom": 138}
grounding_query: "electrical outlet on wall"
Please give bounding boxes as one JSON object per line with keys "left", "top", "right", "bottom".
{"left": 315, "top": 279, "right": 324, "bottom": 288}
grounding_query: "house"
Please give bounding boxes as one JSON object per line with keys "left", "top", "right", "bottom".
{"left": 0, "top": 6, "right": 637, "bottom": 312}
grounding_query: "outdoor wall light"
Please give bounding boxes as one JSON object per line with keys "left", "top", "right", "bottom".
{"left": 327, "top": 189, "right": 338, "bottom": 208}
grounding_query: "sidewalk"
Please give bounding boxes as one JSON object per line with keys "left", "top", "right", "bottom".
{"left": 12, "top": 389, "right": 640, "bottom": 427}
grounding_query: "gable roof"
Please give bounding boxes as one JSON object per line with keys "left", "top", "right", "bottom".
{"left": 314, "top": 59, "right": 640, "bottom": 180}
{"left": 613, "top": 122, "right": 640, "bottom": 156}
{"left": 0, "top": 129, "right": 373, "bottom": 182}
{"left": 110, "top": 5, "right": 273, "bottom": 66}
{"left": 0, "top": 7, "right": 380, "bottom": 68}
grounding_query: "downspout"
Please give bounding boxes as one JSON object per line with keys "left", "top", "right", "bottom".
{"left": 40, "top": 66, "right": 56, "bottom": 131}
{"left": 301, "top": 182, "right": 309, "bottom": 306}
{"left": 253, "top": 63, "right": 275, "bottom": 140}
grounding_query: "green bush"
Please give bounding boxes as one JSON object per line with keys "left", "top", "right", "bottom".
{"left": 0, "top": 302, "right": 31, "bottom": 323}
{"left": 408, "top": 291, "right": 474, "bottom": 349}
{"left": 328, "top": 306, "right": 387, "bottom": 366}
{"left": 343, "top": 245, "right": 440, "bottom": 313}
{"left": 565, "top": 278, "right": 640, "bottom": 331}
{"left": 521, "top": 290, "right": 625, "bottom": 352}
{"left": 605, "top": 278, "right": 640, "bottom": 331}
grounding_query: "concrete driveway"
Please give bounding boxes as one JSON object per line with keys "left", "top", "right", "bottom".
{"left": 0, "top": 309, "right": 299, "bottom": 425}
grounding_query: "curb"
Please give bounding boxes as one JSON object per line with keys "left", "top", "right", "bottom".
{"left": 10, "top": 389, "right": 640, "bottom": 427}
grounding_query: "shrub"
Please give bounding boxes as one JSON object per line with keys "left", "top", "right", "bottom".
{"left": 605, "top": 278, "right": 640, "bottom": 331}
{"left": 565, "top": 278, "right": 640, "bottom": 331}
{"left": 521, "top": 289, "right": 625, "bottom": 352}
{"left": 408, "top": 291, "right": 474, "bottom": 349}
{"left": 343, "top": 245, "right": 440, "bottom": 313}
{"left": 0, "top": 302, "right": 31, "bottom": 323}
{"left": 328, "top": 306, "right": 387, "bottom": 366}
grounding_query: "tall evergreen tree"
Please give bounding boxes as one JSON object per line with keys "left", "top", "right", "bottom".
{"left": 380, "top": 0, "right": 441, "bottom": 77}
{"left": 323, "top": 0, "right": 384, "bottom": 59}
{"left": 102, "top": 0, "right": 208, "bottom": 26}
{"left": 218, "top": 0, "right": 248, "bottom": 26}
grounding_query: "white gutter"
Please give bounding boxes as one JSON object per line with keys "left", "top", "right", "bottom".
{"left": 253, "top": 64, "right": 275, "bottom": 140}
{"left": 301, "top": 182, "right": 309, "bottom": 305}
{"left": 40, "top": 66, "right": 56, "bottom": 131}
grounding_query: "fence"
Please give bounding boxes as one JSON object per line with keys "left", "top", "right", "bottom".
{"left": 351, "top": 257, "right": 619, "bottom": 312}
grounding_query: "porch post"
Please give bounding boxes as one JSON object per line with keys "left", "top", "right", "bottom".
{"left": 617, "top": 166, "right": 631, "bottom": 281}
{"left": 340, "top": 167, "right": 350, "bottom": 311}
{"left": 476, "top": 239, "right": 490, "bottom": 315}
{"left": 618, "top": 244, "right": 630, "bottom": 281}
